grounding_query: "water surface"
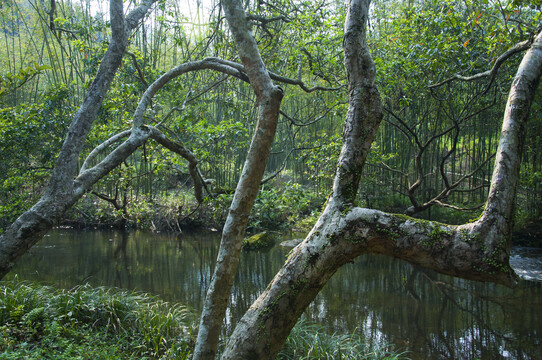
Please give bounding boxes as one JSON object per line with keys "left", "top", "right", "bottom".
{"left": 5, "top": 229, "right": 542, "bottom": 360}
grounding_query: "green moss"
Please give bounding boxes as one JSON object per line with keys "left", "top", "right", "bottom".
{"left": 243, "top": 231, "right": 276, "bottom": 250}
{"left": 375, "top": 225, "right": 402, "bottom": 240}
{"left": 341, "top": 205, "right": 352, "bottom": 216}
{"left": 460, "top": 229, "right": 481, "bottom": 244}
{"left": 479, "top": 239, "right": 509, "bottom": 274}
{"left": 420, "top": 225, "right": 449, "bottom": 249}
{"left": 392, "top": 213, "right": 415, "bottom": 223}
{"left": 392, "top": 214, "right": 435, "bottom": 232}
{"left": 430, "top": 226, "right": 450, "bottom": 241}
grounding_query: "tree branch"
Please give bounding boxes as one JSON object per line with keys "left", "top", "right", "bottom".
{"left": 80, "top": 130, "right": 132, "bottom": 173}
{"left": 268, "top": 70, "right": 344, "bottom": 92}
{"left": 429, "top": 40, "right": 531, "bottom": 89}
{"left": 279, "top": 102, "right": 344, "bottom": 127}
{"left": 126, "top": 51, "right": 148, "bottom": 87}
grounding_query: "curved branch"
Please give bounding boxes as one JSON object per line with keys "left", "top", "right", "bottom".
{"left": 477, "top": 30, "right": 542, "bottom": 236}
{"left": 80, "top": 130, "right": 132, "bottom": 172}
{"left": 74, "top": 130, "right": 149, "bottom": 196}
{"left": 221, "top": 7, "right": 541, "bottom": 360}
{"left": 279, "top": 102, "right": 344, "bottom": 127}
{"left": 433, "top": 200, "right": 484, "bottom": 212}
{"left": 132, "top": 58, "right": 250, "bottom": 127}
{"left": 268, "top": 70, "right": 344, "bottom": 92}
{"left": 0, "top": 0, "right": 157, "bottom": 279}
{"left": 429, "top": 40, "right": 531, "bottom": 89}
{"left": 146, "top": 126, "right": 204, "bottom": 203}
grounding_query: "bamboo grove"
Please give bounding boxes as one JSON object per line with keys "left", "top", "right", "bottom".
{"left": 1, "top": 0, "right": 541, "bottom": 233}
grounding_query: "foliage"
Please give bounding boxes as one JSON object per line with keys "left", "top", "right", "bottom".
{"left": 0, "top": 83, "right": 75, "bottom": 231}
{"left": 361, "top": 0, "right": 542, "bottom": 220}
{"left": 0, "top": 63, "right": 51, "bottom": 100}
{"left": 0, "top": 278, "right": 195, "bottom": 359}
{"left": 66, "top": 181, "right": 323, "bottom": 234}
{"left": 67, "top": 190, "right": 200, "bottom": 231}
{"left": 248, "top": 182, "right": 324, "bottom": 232}
{"left": 0, "top": 279, "right": 411, "bottom": 360}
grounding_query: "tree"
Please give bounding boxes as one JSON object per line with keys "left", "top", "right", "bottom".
{"left": 0, "top": 0, "right": 165, "bottom": 274}
{"left": 1, "top": 0, "right": 541, "bottom": 359}
{"left": 195, "top": 0, "right": 542, "bottom": 358}
{"left": 361, "top": 0, "right": 540, "bottom": 220}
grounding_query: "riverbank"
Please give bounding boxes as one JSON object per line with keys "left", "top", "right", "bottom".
{"left": 0, "top": 279, "right": 409, "bottom": 360}
{"left": 62, "top": 187, "right": 323, "bottom": 235}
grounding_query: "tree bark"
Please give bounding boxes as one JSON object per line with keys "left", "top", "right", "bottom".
{"left": 192, "top": 1, "right": 284, "bottom": 359}
{"left": 219, "top": 5, "right": 541, "bottom": 360}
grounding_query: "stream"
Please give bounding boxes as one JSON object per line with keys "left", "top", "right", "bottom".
{"left": 4, "top": 228, "right": 542, "bottom": 360}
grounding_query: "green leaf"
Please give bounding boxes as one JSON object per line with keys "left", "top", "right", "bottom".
{"left": 36, "top": 64, "right": 52, "bottom": 71}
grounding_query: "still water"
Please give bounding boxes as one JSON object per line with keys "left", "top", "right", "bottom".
{"left": 5, "top": 229, "right": 542, "bottom": 360}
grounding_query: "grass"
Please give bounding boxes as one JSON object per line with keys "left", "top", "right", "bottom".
{"left": 0, "top": 278, "right": 195, "bottom": 359}
{"left": 1, "top": 279, "right": 409, "bottom": 360}
{"left": 277, "top": 319, "right": 410, "bottom": 360}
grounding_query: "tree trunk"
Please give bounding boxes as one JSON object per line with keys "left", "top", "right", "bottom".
{"left": 192, "top": 1, "right": 284, "bottom": 359}
{"left": 219, "top": 6, "right": 541, "bottom": 360}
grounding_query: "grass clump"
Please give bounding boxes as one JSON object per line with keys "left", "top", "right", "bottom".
{"left": 0, "top": 278, "right": 195, "bottom": 359}
{"left": 277, "top": 319, "right": 410, "bottom": 360}
{"left": 1, "top": 280, "right": 409, "bottom": 360}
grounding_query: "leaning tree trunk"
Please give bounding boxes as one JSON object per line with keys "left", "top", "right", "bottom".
{"left": 219, "top": 4, "right": 542, "bottom": 360}
{"left": 191, "top": 1, "right": 284, "bottom": 359}
{"left": 0, "top": 0, "right": 156, "bottom": 278}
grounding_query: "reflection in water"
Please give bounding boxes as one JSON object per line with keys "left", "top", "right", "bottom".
{"left": 6, "top": 229, "right": 542, "bottom": 360}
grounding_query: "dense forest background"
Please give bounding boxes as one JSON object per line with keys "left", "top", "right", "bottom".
{"left": 1, "top": 0, "right": 540, "bottom": 240}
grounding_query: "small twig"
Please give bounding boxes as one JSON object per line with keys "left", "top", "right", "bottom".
{"left": 178, "top": 202, "right": 202, "bottom": 223}
{"left": 246, "top": 14, "right": 290, "bottom": 24}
